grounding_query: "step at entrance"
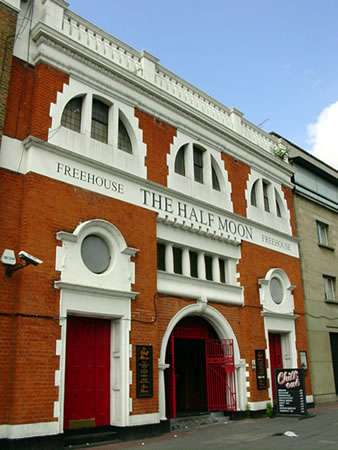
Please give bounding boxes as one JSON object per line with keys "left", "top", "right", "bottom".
{"left": 64, "top": 428, "right": 121, "bottom": 449}
{"left": 170, "top": 412, "right": 229, "bottom": 432}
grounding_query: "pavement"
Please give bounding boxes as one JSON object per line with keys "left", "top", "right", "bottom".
{"left": 81, "top": 402, "right": 338, "bottom": 450}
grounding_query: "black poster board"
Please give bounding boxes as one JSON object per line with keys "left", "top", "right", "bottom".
{"left": 255, "top": 350, "right": 267, "bottom": 389}
{"left": 276, "top": 368, "right": 306, "bottom": 416}
{"left": 136, "top": 345, "right": 153, "bottom": 398}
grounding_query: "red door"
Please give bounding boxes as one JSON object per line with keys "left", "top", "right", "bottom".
{"left": 269, "top": 333, "right": 283, "bottom": 399}
{"left": 64, "top": 316, "right": 111, "bottom": 430}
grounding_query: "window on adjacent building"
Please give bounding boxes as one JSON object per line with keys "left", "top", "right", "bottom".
{"left": 193, "top": 146, "right": 204, "bottom": 183}
{"left": 173, "top": 247, "right": 183, "bottom": 274}
{"left": 324, "top": 275, "right": 336, "bottom": 302}
{"left": 157, "top": 243, "right": 166, "bottom": 271}
{"left": 61, "top": 97, "right": 82, "bottom": 132}
{"left": 175, "top": 145, "right": 186, "bottom": 176}
{"left": 189, "top": 251, "right": 198, "bottom": 278}
{"left": 91, "top": 99, "right": 109, "bottom": 143}
{"left": 118, "top": 119, "right": 132, "bottom": 153}
{"left": 317, "top": 221, "right": 329, "bottom": 246}
{"left": 263, "top": 181, "right": 270, "bottom": 212}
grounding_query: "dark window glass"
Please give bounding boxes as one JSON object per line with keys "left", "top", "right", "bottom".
{"left": 219, "top": 258, "right": 226, "bottom": 283}
{"left": 263, "top": 181, "right": 270, "bottom": 212}
{"left": 189, "top": 251, "right": 198, "bottom": 278}
{"left": 91, "top": 99, "right": 109, "bottom": 143}
{"left": 173, "top": 247, "right": 182, "bottom": 274}
{"left": 193, "top": 146, "right": 204, "bottom": 183}
{"left": 118, "top": 119, "right": 132, "bottom": 153}
{"left": 175, "top": 146, "right": 185, "bottom": 175}
{"left": 205, "top": 255, "right": 213, "bottom": 281}
{"left": 212, "top": 166, "right": 221, "bottom": 191}
{"left": 61, "top": 97, "right": 82, "bottom": 132}
{"left": 157, "top": 243, "right": 165, "bottom": 271}
{"left": 251, "top": 181, "right": 257, "bottom": 206}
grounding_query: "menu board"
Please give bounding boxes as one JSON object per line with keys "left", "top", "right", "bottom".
{"left": 255, "top": 350, "right": 267, "bottom": 389}
{"left": 136, "top": 345, "right": 153, "bottom": 398}
{"left": 276, "top": 368, "right": 306, "bottom": 415}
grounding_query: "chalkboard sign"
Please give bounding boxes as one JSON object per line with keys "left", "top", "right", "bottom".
{"left": 255, "top": 350, "right": 267, "bottom": 389}
{"left": 276, "top": 368, "right": 306, "bottom": 416}
{"left": 136, "top": 345, "right": 153, "bottom": 398}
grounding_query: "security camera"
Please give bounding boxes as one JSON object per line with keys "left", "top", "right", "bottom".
{"left": 19, "top": 251, "right": 43, "bottom": 266}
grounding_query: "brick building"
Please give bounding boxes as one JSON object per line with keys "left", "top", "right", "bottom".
{"left": 0, "top": 1, "right": 312, "bottom": 448}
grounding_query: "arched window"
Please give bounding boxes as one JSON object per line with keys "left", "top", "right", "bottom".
{"left": 61, "top": 97, "right": 83, "bottom": 132}
{"left": 174, "top": 145, "right": 186, "bottom": 176}
{"left": 118, "top": 119, "right": 132, "bottom": 153}
{"left": 275, "top": 189, "right": 283, "bottom": 217}
{"left": 91, "top": 99, "right": 109, "bottom": 143}
{"left": 250, "top": 180, "right": 258, "bottom": 206}
{"left": 212, "top": 165, "right": 221, "bottom": 191}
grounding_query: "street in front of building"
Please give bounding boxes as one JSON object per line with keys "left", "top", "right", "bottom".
{"left": 91, "top": 403, "right": 338, "bottom": 450}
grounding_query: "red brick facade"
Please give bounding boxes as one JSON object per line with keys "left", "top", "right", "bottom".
{"left": 0, "top": 5, "right": 312, "bottom": 446}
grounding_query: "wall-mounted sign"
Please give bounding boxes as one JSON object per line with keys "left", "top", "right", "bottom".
{"left": 255, "top": 350, "right": 267, "bottom": 389}
{"left": 276, "top": 368, "right": 306, "bottom": 416}
{"left": 136, "top": 345, "right": 153, "bottom": 398}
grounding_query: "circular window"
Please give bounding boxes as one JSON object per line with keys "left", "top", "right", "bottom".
{"left": 270, "top": 277, "right": 284, "bottom": 304}
{"left": 81, "top": 235, "right": 110, "bottom": 274}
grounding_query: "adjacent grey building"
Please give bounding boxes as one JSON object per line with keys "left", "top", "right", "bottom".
{"left": 274, "top": 135, "right": 338, "bottom": 403}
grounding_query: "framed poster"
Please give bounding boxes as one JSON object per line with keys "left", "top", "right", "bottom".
{"left": 255, "top": 350, "right": 267, "bottom": 389}
{"left": 136, "top": 345, "right": 153, "bottom": 398}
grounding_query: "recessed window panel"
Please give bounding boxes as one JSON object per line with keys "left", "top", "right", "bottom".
{"left": 219, "top": 258, "right": 226, "bottom": 283}
{"left": 190, "top": 251, "right": 198, "bottom": 278}
{"left": 205, "top": 255, "right": 213, "bottom": 281}
{"left": 81, "top": 235, "right": 110, "bottom": 274}
{"left": 212, "top": 166, "right": 221, "bottom": 191}
{"left": 263, "top": 181, "right": 270, "bottom": 212}
{"left": 175, "top": 146, "right": 186, "bottom": 176}
{"left": 173, "top": 247, "right": 182, "bottom": 274}
{"left": 317, "top": 221, "right": 329, "bottom": 246}
{"left": 193, "top": 146, "right": 204, "bottom": 183}
{"left": 157, "top": 243, "right": 165, "bottom": 271}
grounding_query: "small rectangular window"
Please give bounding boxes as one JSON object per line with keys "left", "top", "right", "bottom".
{"left": 219, "top": 258, "right": 226, "bottom": 283}
{"left": 189, "top": 251, "right": 198, "bottom": 278}
{"left": 324, "top": 276, "right": 336, "bottom": 302}
{"left": 173, "top": 247, "right": 182, "bottom": 274}
{"left": 157, "top": 243, "right": 165, "bottom": 271}
{"left": 205, "top": 255, "right": 213, "bottom": 281}
{"left": 317, "top": 221, "right": 329, "bottom": 246}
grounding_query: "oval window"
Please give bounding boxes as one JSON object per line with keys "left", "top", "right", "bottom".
{"left": 270, "top": 277, "right": 284, "bottom": 304}
{"left": 81, "top": 235, "right": 110, "bottom": 274}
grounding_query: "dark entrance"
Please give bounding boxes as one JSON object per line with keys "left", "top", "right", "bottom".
{"left": 175, "top": 338, "right": 207, "bottom": 413}
{"left": 330, "top": 333, "right": 338, "bottom": 394}
{"left": 165, "top": 316, "right": 236, "bottom": 418}
{"left": 64, "top": 316, "right": 111, "bottom": 430}
{"left": 269, "top": 333, "right": 283, "bottom": 399}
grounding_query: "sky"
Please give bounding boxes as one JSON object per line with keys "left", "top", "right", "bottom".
{"left": 67, "top": 0, "right": 338, "bottom": 170}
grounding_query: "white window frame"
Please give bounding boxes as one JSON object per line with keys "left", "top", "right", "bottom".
{"left": 324, "top": 275, "right": 336, "bottom": 302}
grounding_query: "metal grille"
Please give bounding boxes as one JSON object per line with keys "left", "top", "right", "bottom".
{"left": 205, "top": 339, "right": 236, "bottom": 411}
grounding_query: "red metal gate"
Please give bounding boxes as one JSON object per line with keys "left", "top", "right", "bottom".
{"left": 205, "top": 339, "right": 236, "bottom": 411}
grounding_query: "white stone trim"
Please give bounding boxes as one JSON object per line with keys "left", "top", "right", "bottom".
{"left": 247, "top": 400, "right": 270, "bottom": 411}
{"left": 128, "top": 413, "right": 160, "bottom": 426}
{"left": 0, "top": 422, "right": 59, "bottom": 439}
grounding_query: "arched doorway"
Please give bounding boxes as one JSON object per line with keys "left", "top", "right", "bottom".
{"left": 165, "top": 316, "right": 236, "bottom": 418}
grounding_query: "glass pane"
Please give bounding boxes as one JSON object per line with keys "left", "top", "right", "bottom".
{"left": 189, "top": 251, "right": 198, "bottom": 278}
{"left": 173, "top": 247, "right": 182, "bottom": 274}
{"left": 81, "top": 235, "right": 110, "bottom": 274}
{"left": 118, "top": 120, "right": 132, "bottom": 153}
{"left": 212, "top": 166, "right": 220, "bottom": 191}
{"left": 219, "top": 258, "right": 226, "bottom": 283}
{"left": 157, "top": 243, "right": 165, "bottom": 271}
{"left": 91, "top": 99, "right": 108, "bottom": 143}
{"left": 175, "top": 146, "right": 185, "bottom": 175}
{"left": 61, "top": 97, "right": 82, "bottom": 132}
{"left": 205, "top": 255, "right": 212, "bottom": 280}
{"left": 193, "top": 146, "right": 203, "bottom": 183}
